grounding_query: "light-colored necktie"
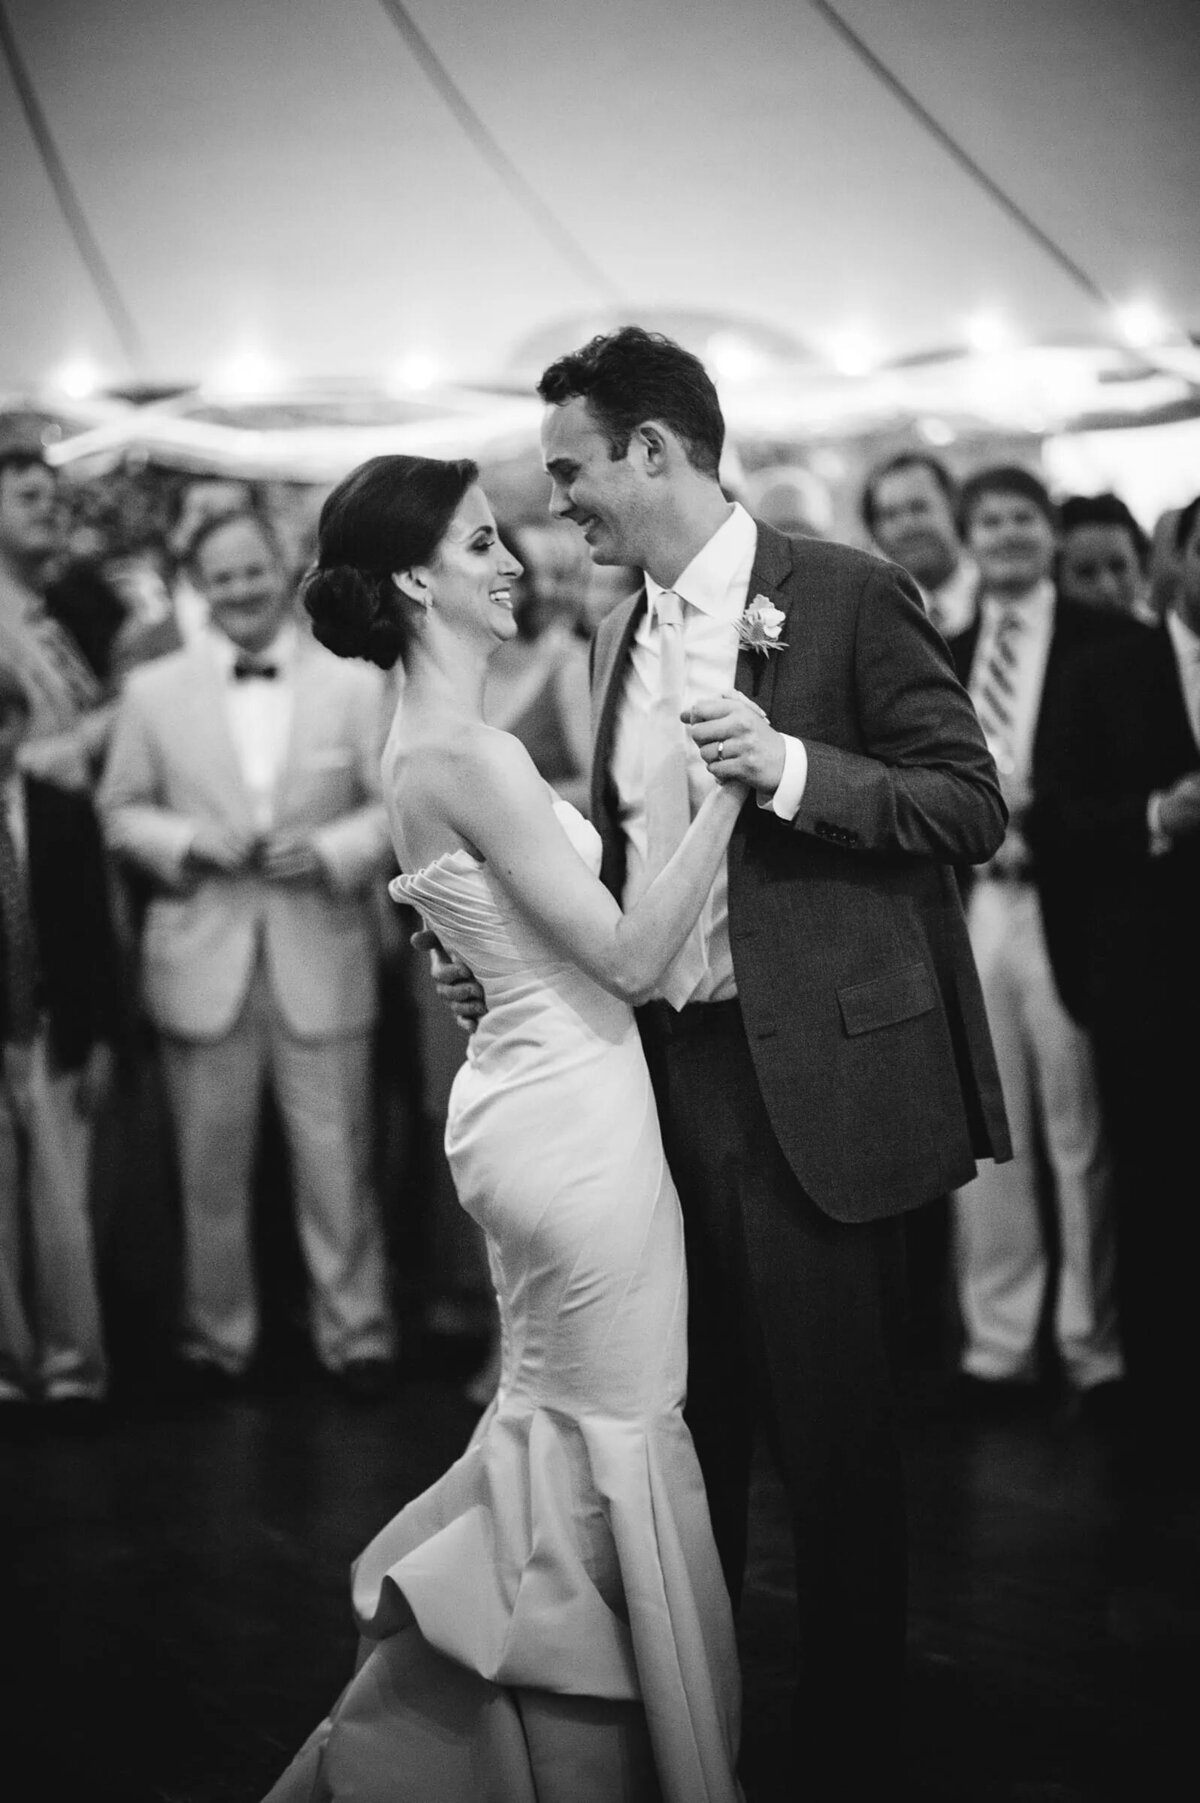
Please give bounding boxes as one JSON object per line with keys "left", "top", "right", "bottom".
{"left": 642, "top": 590, "right": 707, "bottom": 1008}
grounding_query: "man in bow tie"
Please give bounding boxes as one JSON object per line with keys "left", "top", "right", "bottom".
{"left": 99, "top": 510, "right": 396, "bottom": 1399}
{"left": 429, "top": 326, "right": 1012, "bottom": 1795}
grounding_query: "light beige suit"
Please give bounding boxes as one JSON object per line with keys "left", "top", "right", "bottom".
{"left": 99, "top": 630, "right": 397, "bottom": 1374}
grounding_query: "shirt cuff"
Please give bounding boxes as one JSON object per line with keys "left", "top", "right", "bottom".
{"left": 1147, "top": 791, "right": 1171, "bottom": 857}
{"left": 757, "top": 733, "right": 808, "bottom": 820}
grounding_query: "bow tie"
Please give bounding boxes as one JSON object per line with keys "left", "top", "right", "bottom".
{"left": 232, "top": 657, "right": 279, "bottom": 681}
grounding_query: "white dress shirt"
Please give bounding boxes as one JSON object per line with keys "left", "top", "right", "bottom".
{"left": 211, "top": 622, "right": 298, "bottom": 833}
{"left": 1165, "top": 608, "right": 1200, "bottom": 750}
{"left": 924, "top": 555, "right": 979, "bottom": 640}
{"left": 611, "top": 504, "right": 806, "bottom": 1003}
{"left": 2, "top": 772, "right": 26, "bottom": 869}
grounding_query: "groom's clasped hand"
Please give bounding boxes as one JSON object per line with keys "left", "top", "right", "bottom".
{"left": 682, "top": 689, "right": 785, "bottom": 793}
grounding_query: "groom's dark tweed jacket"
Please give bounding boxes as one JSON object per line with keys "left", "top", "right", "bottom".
{"left": 590, "top": 520, "right": 1012, "bottom": 1223}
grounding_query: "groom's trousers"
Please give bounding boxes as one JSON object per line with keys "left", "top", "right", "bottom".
{"left": 639, "top": 998, "right": 908, "bottom": 1799}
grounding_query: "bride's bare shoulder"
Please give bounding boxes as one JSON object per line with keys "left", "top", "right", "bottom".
{"left": 389, "top": 719, "right": 532, "bottom": 792}
{"left": 386, "top": 721, "right": 539, "bottom": 868}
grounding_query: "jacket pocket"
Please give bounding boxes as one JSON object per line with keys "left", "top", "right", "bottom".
{"left": 838, "top": 961, "right": 936, "bottom": 1037}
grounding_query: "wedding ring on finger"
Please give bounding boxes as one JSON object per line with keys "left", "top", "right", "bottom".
{"left": 715, "top": 740, "right": 725, "bottom": 762}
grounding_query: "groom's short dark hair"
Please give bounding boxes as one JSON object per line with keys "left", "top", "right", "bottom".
{"left": 538, "top": 326, "right": 725, "bottom": 478}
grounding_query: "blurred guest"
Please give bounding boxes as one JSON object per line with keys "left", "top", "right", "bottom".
{"left": 1058, "top": 493, "right": 1155, "bottom": 624}
{"left": 861, "top": 450, "right": 979, "bottom": 1362}
{"left": 0, "top": 663, "right": 121, "bottom": 1417}
{"left": 1147, "top": 506, "right": 1184, "bottom": 623}
{"left": 112, "top": 475, "right": 256, "bottom": 675}
{"left": 952, "top": 466, "right": 1128, "bottom": 1411}
{"left": 0, "top": 451, "right": 106, "bottom": 780}
{"left": 42, "top": 490, "right": 130, "bottom": 688}
{"left": 861, "top": 451, "right": 978, "bottom": 650}
{"left": 484, "top": 519, "right": 593, "bottom": 813}
{"left": 1035, "top": 495, "right": 1200, "bottom": 1469}
{"left": 99, "top": 511, "right": 396, "bottom": 1398}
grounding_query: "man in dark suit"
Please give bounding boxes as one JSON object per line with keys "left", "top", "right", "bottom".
{"left": 1034, "top": 493, "right": 1200, "bottom": 1477}
{"left": 0, "top": 662, "right": 122, "bottom": 1418}
{"left": 951, "top": 467, "right": 1134, "bottom": 1417}
{"left": 432, "top": 328, "right": 1010, "bottom": 1794}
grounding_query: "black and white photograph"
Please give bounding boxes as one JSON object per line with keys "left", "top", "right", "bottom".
{"left": 1, "top": 3, "right": 1198, "bottom": 1798}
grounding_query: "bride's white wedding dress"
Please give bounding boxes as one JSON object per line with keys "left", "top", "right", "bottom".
{"left": 263, "top": 795, "right": 741, "bottom": 1803}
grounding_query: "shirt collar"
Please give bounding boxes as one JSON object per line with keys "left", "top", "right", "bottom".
{"left": 1167, "top": 606, "right": 1200, "bottom": 664}
{"left": 982, "top": 577, "right": 1055, "bottom": 627}
{"left": 211, "top": 618, "right": 299, "bottom": 677}
{"left": 928, "top": 555, "right": 979, "bottom": 626}
{"left": 645, "top": 502, "right": 758, "bottom": 622}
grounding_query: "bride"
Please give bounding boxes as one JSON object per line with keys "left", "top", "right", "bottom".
{"left": 262, "top": 453, "right": 745, "bottom": 1803}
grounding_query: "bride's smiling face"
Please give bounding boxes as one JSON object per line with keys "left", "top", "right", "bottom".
{"left": 423, "top": 485, "right": 523, "bottom": 644}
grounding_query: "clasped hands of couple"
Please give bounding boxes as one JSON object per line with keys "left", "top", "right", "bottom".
{"left": 420, "top": 686, "right": 784, "bottom": 1028}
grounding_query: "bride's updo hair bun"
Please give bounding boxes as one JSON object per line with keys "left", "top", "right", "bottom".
{"left": 303, "top": 453, "right": 479, "bottom": 670}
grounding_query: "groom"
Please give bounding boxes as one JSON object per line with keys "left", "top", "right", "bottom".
{"left": 434, "top": 327, "right": 1010, "bottom": 1795}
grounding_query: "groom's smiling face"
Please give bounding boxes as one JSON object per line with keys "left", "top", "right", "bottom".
{"left": 541, "top": 398, "right": 650, "bottom": 569}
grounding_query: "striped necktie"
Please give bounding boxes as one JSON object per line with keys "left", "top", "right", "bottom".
{"left": 642, "top": 591, "right": 707, "bottom": 1008}
{"left": 0, "top": 794, "right": 38, "bottom": 1045}
{"left": 973, "top": 605, "right": 1025, "bottom": 775}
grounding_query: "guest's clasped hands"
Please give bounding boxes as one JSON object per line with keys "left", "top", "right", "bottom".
{"left": 185, "top": 824, "right": 327, "bottom": 885}
{"left": 1157, "top": 769, "right": 1200, "bottom": 841}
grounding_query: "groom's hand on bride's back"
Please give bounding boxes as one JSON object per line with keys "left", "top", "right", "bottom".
{"left": 411, "top": 927, "right": 487, "bottom": 1033}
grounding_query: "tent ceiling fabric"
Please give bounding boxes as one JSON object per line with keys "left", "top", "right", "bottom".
{"left": 2, "top": 0, "right": 1197, "bottom": 406}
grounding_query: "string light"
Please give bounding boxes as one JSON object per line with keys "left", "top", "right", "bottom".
{"left": 208, "top": 345, "right": 282, "bottom": 397}
{"left": 705, "top": 331, "right": 765, "bottom": 384}
{"left": 964, "top": 310, "right": 1014, "bottom": 355}
{"left": 49, "top": 355, "right": 104, "bottom": 400}
{"left": 1112, "top": 298, "right": 1171, "bottom": 350}
{"left": 385, "top": 350, "right": 443, "bottom": 394}
{"left": 827, "top": 327, "right": 883, "bottom": 377}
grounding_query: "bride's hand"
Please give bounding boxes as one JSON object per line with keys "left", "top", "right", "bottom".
{"left": 685, "top": 693, "right": 784, "bottom": 798}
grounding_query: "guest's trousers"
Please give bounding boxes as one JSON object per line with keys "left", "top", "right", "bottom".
{"left": 0, "top": 1029, "right": 107, "bottom": 1400}
{"left": 160, "top": 960, "right": 395, "bottom": 1376}
{"left": 639, "top": 999, "right": 908, "bottom": 1800}
{"left": 953, "top": 879, "right": 1122, "bottom": 1389}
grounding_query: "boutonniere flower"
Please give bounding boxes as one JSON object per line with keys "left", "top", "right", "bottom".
{"left": 736, "top": 595, "right": 788, "bottom": 655}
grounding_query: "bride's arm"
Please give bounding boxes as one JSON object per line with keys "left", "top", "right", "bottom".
{"left": 431, "top": 731, "right": 746, "bottom": 1006}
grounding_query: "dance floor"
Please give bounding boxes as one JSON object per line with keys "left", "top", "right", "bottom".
{"left": 1, "top": 1328, "right": 1196, "bottom": 1803}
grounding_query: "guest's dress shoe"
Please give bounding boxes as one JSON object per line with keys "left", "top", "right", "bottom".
{"left": 334, "top": 1358, "right": 396, "bottom": 1402}
{"left": 43, "top": 1389, "right": 107, "bottom": 1431}
{"left": 0, "top": 1381, "right": 33, "bottom": 1437}
{"left": 953, "top": 1372, "right": 1038, "bottom": 1422}
{"left": 1078, "top": 1378, "right": 1127, "bottom": 1430}
{"left": 173, "top": 1359, "right": 247, "bottom": 1403}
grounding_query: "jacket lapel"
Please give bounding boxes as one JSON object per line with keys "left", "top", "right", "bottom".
{"left": 737, "top": 520, "right": 799, "bottom": 714}
{"left": 273, "top": 634, "right": 321, "bottom": 818}
{"left": 591, "top": 587, "right": 645, "bottom": 795}
{"left": 590, "top": 585, "right": 645, "bottom": 895}
{"left": 180, "top": 643, "right": 257, "bottom": 828}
